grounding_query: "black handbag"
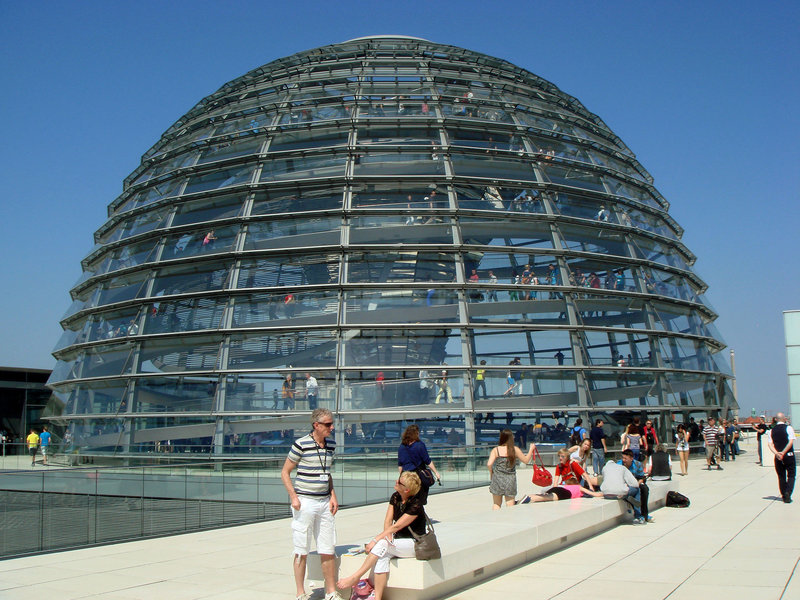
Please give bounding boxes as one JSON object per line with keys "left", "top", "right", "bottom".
{"left": 415, "top": 465, "right": 435, "bottom": 487}
{"left": 409, "top": 514, "right": 441, "bottom": 560}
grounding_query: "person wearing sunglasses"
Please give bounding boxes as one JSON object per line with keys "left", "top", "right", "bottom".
{"left": 337, "top": 471, "right": 427, "bottom": 598}
{"left": 281, "top": 408, "right": 343, "bottom": 600}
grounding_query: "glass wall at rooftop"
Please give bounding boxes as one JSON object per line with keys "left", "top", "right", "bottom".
{"left": 48, "top": 37, "right": 734, "bottom": 457}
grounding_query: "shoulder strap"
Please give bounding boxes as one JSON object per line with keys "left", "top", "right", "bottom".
{"left": 408, "top": 513, "right": 435, "bottom": 541}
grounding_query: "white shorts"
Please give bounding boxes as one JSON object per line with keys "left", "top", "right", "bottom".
{"left": 41, "top": 446, "right": 48, "bottom": 456}
{"left": 291, "top": 495, "right": 336, "bottom": 556}
{"left": 370, "top": 537, "right": 416, "bottom": 574}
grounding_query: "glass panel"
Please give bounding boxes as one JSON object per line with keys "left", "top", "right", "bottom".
{"left": 259, "top": 154, "right": 347, "bottom": 181}
{"left": 471, "top": 329, "right": 574, "bottom": 368}
{"left": 105, "top": 238, "right": 161, "bottom": 272}
{"left": 78, "top": 342, "right": 137, "bottom": 379}
{"left": 166, "top": 224, "right": 238, "bottom": 258}
{"left": 341, "top": 328, "right": 464, "bottom": 367}
{"left": 227, "top": 330, "right": 338, "bottom": 369}
{"left": 100, "top": 208, "right": 171, "bottom": 244}
{"left": 130, "top": 178, "right": 183, "bottom": 211}
{"left": 172, "top": 194, "right": 246, "bottom": 226}
{"left": 575, "top": 293, "right": 649, "bottom": 329}
{"left": 351, "top": 184, "right": 447, "bottom": 209}
{"left": 343, "top": 290, "right": 458, "bottom": 324}
{"left": 244, "top": 216, "right": 340, "bottom": 250}
{"left": 586, "top": 370, "right": 661, "bottom": 407}
{"left": 564, "top": 259, "right": 636, "bottom": 293}
{"left": 352, "top": 151, "right": 445, "bottom": 176}
{"left": 455, "top": 185, "right": 545, "bottom": 213}
{"left": 340, "top": 369, "right": 466, "bottom": 409}
{"left": 356, "top": 125, "right": 440, "bottom": 147}
{"left": 151, "top": 261, "right": 232, "bottom": 297}
{"left": 346, "top": 251, "right": 455, "bottom": 283}
{"left": 87, "top": 307, "right": 143, "bottom": 341}
{"left": 231, "top": 291, "right": 339, "bottom": 327}
{"left": 237, "top": 253, "right": 341, "bottom": 288}
{"left": 223, "top": 373, "right": 286, "bottom": 412}
{"left": 144, "top": 297, "right": 228, "bottom": 333}
{"left": 659, "top": 337, "right": 717, "bottom": 372}
{"left": 93, "top": 271, "right": 150, "bottom": 308}
{"left": 60, "top": 380, "right": 130, "bottom": 415}
{"left": 558, "top": 223, "right": 630, "bottom": 257}
{"left": 133, "top": 376, "right": 217, "bottom": 413}
{"left": 251, "top": 187, "right": 343, "bottom": 215}
{"left": 138, "top": 336, "right": 222, "bottom": 373}
{"left": 269, "top": 128, "right": 349, "bottom": 152}
{"left": 184, "top": 165, "right": 254, "bottom": 194}
{"left": 542, "top": 164, "right": 605, "bottom": 192}
{"left": 460, "top": 217, "right": 554, "bottom": 249}
{"left": 197, "top": 139, "right": 262, "bottom": 165}
{"left": 349, "top": 215, "right": 453, "bottom": 245}
{"left": 450, "top": 153, "right": 537, "bottom": 181}
{"left": 631, "top": 237, "right": 690, "bottom": 271}
{"left": 225, "top": 372, "right": 335, "bottom": 412}
{"left": 641, "top": 267, "right": 700, "bottom": 303}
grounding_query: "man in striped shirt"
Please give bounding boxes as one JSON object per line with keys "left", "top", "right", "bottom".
{"left": 703, "top": 416, "right": 723, "bottom": 471}
{"left": 281, "top": 408, "right": 342, "bottom": 600}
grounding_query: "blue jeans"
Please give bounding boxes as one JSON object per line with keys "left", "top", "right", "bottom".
{"left": 592, "top": 448, "right": 605, "bottom": 475}
{"left": 627, "top": 485, "right": 643, "bottom": 518}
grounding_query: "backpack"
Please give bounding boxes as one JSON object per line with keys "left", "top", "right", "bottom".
{"left": 666, "top": 490, "right": 690, "bottom": 508}
{"left": 351, "top": 578, "right": 376, "bottom": 600}
{"left": 645, "top": 428, "right": 656, "bottom": 447}
{"left": 569, "top": 427, "right": 583, "bottom": 446}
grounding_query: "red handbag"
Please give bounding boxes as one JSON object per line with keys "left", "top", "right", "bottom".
{"left": 531, "top": 449, "right": 553, "bottom": 488}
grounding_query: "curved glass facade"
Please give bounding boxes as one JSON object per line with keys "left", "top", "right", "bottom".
{"left": 47, "top": 37, "right": 735, "bottom": 454}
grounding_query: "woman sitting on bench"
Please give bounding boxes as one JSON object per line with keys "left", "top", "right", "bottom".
{"left": 519, "top": 448, "right": 602, "bottom": 503}
{"left": 337, "top": 471, "right": 427, "bottom": 598}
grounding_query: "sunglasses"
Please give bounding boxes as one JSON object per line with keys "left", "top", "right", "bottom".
{"left": 316, "top": 421, "right": 334, "bottom": 427}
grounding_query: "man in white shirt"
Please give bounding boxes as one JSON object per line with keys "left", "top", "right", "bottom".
{"left": 305, "top": 373, "right": 319, "bottom": 410}
{"left": 600, "top": 460, "right": 646, "bottom": 524}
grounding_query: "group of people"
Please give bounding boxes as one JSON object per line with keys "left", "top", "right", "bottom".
{"left": 280, "top": 410, "right": 794, "bottom": 600}
{"left": 25, "top": 426, "right": 51, "bottom": 466}
{"left": 281, "top": 413, "right": 441, "bottom": 600}
{"left": 487, "top": 425, "right": 667, "bottom": 525}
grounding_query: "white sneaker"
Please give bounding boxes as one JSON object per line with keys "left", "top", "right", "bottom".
{"left": 295, "top": 594, "right": 310, "bottom": 600}
{"left": 324, "top": 593, "right": 346, "bottom": 600}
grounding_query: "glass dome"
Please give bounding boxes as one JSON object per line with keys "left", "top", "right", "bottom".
{"left": 47, "top": 36, "right": 735, "bottom": 455}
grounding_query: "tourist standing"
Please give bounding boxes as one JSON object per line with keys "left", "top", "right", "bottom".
{"left": 487, "top": 429, "right": 536, "bottom": 509}
{"left": 755, "top": 416, "right": 768, "bottom": 465}
{"left": 281, "top": 408, "right": 342, "bottom": 600}
{"left": 767, "top": 413, "right": 795, "bottom": 503}
{"left": 26, "top": 428, "right": 39, "bottom": 467}
{"left": 589, "top": 419, "right": 608, "bottom": 475}
{"left": 305, "top": 373, "right": 319, "bottom": 410}
{"left": 39, "top": 426, "right": 51, "bottom": 466}
{"left": 703, "top": 417, "right": 722, "bottom": 470}
{"left": 398, "top": 424, "right": 441, "bottom": 505}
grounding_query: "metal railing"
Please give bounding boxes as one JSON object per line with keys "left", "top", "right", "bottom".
{"left": 0, "top": 447, "right": 489, "bottom": 559}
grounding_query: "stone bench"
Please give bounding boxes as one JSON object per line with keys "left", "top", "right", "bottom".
{"left": 308, "top": 479, "right": 677, "bottom": 599}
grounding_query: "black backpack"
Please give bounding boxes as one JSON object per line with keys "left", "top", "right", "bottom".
{"left": 666, "top": 490, "right": 690, "bottom": 508}
{"left": 569, "top": 427, "right": 582, "bottom": 446}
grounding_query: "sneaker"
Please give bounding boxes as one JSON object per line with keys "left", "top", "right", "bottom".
{"left": 519, "top": 495, "right": 531, "bottom": 505}
{"left": 325, "top": 593, "right": 346, "bottom": 600}
{"left": 784, "top": 497, "right": 793, "bottom": 504}
{"left": 632, "top": 517, "right": 646, "bottom": 525}
{"left": 645, "top": 515, "right": 654, "bottom": 523}
{"left": 295, "top": 595, "right": 310, "bottom": 600}
{"left": 717, "top": 465, "right": 723, "bottom": 470}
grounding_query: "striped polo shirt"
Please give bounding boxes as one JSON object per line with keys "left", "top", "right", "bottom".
{"left": 702, "top": 425, "right": 718, "bottom": 447}
{"left": 288, "top": 433, "right": 335, "bottom": 497}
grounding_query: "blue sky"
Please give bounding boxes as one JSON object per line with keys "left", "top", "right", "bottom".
{"left": 1, "top": 1, "right": 797, "bottom": 417}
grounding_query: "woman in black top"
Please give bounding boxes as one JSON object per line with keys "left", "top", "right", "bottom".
{"left": 337, "top": 471, "right": 427, "bottom": 598}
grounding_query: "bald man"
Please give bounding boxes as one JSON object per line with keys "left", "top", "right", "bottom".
{"left": 767, "top": 413, "right": 795, "bottom": 503}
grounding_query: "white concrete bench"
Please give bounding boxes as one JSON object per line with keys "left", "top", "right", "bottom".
{"left": 308, "top": 479, "right": 677, "bottom": 599}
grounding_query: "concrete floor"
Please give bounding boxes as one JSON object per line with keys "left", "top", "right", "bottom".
{"left": 0, "top": 438, "right": 796, "bottom": 600}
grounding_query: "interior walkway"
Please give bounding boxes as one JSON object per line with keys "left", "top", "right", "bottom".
{"left": 0, "top": 439, "right": 796, "bottom": 600}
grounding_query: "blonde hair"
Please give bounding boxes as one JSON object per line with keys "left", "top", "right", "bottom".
{"left": 399, "top": 471, "right": 422, "bottom": 496}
